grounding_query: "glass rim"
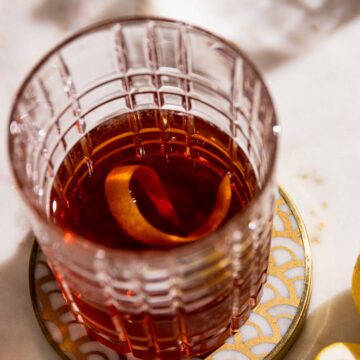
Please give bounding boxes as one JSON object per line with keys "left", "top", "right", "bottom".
{"left": 8, "top": 16, "right": 279, "bottom": 257}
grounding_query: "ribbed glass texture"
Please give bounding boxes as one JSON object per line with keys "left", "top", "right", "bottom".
{"left": 8, "top": 18, "right": 278, "bottom": 359}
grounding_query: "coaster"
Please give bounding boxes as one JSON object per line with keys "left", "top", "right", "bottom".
{"left": 29, "top": 188, "right": 312, "bottom": 360}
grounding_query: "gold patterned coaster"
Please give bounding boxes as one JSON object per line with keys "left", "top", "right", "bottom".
{"left": 29, "top": 188, "right": 311, "bottom": 360}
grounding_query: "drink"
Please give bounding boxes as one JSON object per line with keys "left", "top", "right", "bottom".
{"left": 50, "top": 109, "right": 258, "bottom": 248}
{"left": 49, "top": 109, "right": 258, "bottom": 358}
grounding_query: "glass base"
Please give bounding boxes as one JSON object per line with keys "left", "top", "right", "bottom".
{"left": 29, "top": 188, "right": 311, "bottom": 360}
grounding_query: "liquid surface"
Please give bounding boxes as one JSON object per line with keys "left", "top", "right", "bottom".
{"left": 50, "top": 109, "right": 258, "bottom": 249}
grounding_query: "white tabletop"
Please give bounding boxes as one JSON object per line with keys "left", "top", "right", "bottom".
{"left": 1, "top": 1, "right": 360, "bottom": 359}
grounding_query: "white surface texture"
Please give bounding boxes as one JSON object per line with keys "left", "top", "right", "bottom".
{"left": 1, "top": 1, "right": 360, "bottom": 359}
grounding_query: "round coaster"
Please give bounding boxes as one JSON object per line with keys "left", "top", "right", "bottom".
{"left": 29, "top": 188, "right": 312, "bottom": 360}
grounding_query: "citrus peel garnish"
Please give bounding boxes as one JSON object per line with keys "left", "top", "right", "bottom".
{"left": 105, "top": 165, "right": 231, "bottom": 246}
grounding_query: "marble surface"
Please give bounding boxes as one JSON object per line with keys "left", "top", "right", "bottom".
{"left": 1, "top": 1, "right": 360, "bottom": 359}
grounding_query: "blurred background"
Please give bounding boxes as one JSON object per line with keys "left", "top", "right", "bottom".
{"left": 2, "top": 0, "right": 360, "bottom": 79}
{"left": 1, "top": 1, "right": 360, "bottom": 359}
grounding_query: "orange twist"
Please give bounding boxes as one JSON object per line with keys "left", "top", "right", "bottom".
{"left": 105, "top": 165, "right": 231, "bottom": 246}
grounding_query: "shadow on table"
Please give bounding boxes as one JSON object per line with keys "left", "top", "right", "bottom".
{"left": 31, "top": 0, "right": 149, "bottom": 30}
{"left": 286, "top": 289, "right": 360, "bottom": 360}
{"left": 30, "top": 0, "right": 360, "bottom": 73}
{"left": 0, "top": 232, "right": 57, "bottom": 359}
{"left": 247, "top": 0, "right": 360, "bottom": 71}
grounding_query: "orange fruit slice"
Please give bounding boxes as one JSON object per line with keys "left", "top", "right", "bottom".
{"left": 105, "top": 165, "right": 231, "bottom": 246}
{"left": 315, "top": 342, "right": 360, "bottom": 359}
{"left": 352, "top": 254, "right": 360, "bottom": 317}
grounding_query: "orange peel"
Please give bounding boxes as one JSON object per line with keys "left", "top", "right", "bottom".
{"left": 104, "top": 165, "right": 231, "bottom": 246}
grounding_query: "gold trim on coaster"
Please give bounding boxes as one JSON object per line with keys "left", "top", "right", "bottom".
{"left": 267, "top": 187, "right": 312, "bottom": 360}
{"left": 28, "top": 187, "right": 312, "bottom": 360}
